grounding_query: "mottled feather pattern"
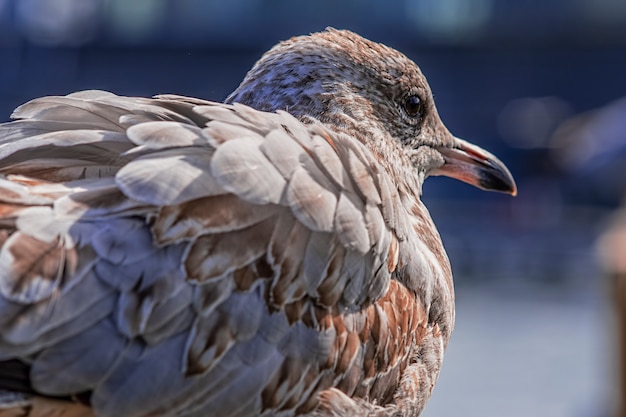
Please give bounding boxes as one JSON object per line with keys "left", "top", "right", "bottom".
{"left": 0, "top": 28, "right": 519, "bottom": 417}
{"left": 0, "top": 90, "right": 451, "bottom": 416}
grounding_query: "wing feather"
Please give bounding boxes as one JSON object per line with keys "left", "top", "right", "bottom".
{"left": 0, "top": 90, "right": 444, "bottom": 417}
{"left": 210, "top": 138, "right": 286, "bottom": 205}
{"left": 116, "top": 148, "right": 224, "bottom": 206}
{"left": 286, "top": 166, "right": 337, "bottom": 232}
{"left": 30, "top": 318, "right": 126, "bottom": 394}
{"left": 126, "top": 121, "right": 206, "bottom": 148}
{"left": 152, "top": 194, "right": 277, "bottom": 245}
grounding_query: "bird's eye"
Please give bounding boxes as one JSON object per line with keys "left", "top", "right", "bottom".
{"left": 403, "top": 95, "right": 423, "bottom": 118}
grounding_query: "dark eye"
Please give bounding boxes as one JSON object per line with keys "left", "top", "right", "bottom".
{"left": 403, "top": 95, "right": 423, "bottom": 118}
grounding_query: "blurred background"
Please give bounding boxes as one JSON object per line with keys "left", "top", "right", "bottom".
{"left": 1, "top": 0, "right": 625, "bottom": 415}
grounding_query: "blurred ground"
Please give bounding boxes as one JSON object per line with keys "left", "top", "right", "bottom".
{"left": 1, "top": 0, "right": 625, "bottom": 415}
{"left": 425, "top": 278, "right": 612, "bottom": 417}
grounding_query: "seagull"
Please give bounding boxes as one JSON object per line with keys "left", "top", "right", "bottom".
{"left": 0, "top": 29, "right": 515, "bottom": 417}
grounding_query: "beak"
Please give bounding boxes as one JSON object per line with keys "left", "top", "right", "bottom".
{"left": 432, "top": 137, "right": 517, "bottom": 196}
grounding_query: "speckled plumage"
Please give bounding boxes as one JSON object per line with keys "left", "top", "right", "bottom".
{"left": 0, "top": 29, "right": 515, "bottom": 417}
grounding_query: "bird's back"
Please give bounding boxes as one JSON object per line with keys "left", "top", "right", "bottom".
{"left": 0, "top": 90, "right": 452, "bottom": 417}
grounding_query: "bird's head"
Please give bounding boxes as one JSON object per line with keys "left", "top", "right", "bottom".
{"left": 226, "top": 28, "right": 516, "bottom": 196}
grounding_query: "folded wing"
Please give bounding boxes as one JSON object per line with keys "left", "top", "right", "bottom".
{"left": 0, "top": 91, "right": 437, "bottom": 417}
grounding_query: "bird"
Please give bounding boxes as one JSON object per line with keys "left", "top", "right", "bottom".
{"left": 0, "top": 28, "right": 515, "bottom": 417}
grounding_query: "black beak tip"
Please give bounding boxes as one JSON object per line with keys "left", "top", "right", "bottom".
{"left": 478, "top": 162, "right": 517, "bottom": 196}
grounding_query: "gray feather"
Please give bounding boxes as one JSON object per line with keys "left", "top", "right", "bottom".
{"left": 210, "top": 138, "right": 286, "bottom": 205}
{"left": 30, "top": 318, "right": 126, "bottom": 394}
{"left": 116, "top": 148, "right": 225, "bottom": 205}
